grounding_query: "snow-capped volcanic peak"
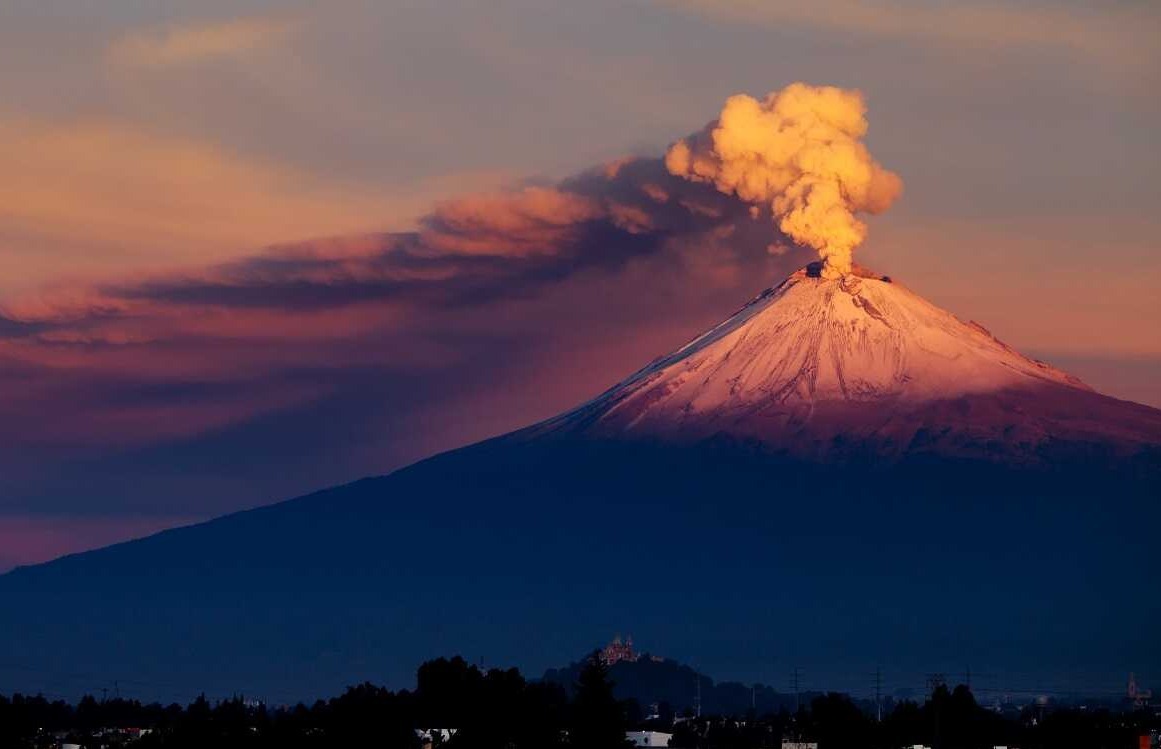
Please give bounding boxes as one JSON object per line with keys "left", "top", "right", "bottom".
{"left": 552, "top": 265, "right": 1089, "bottom": 439}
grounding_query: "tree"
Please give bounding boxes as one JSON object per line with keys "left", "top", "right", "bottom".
{"left": 570, "top": 653, "right": 631, "bottom": 749}
{"left": 808, "top": 692, "right": 872, "bottom": 748}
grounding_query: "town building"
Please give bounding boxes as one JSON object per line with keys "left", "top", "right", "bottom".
{"left": 627, "top": 730, "right": 673, "bottom": 747}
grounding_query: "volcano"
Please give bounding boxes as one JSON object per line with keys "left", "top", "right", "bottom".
{"left": 2, "top": 267, "right": 1157, "bottom": 701}
{"left": 531, "top": 264, "right": 1153, "bottom": 462}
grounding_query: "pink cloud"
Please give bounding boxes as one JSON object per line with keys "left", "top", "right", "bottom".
{"left": 0, "top": 155, "right": 794, "bottom": 449}
{"left": 422, "top": 186, "right": 604, "bottom": 256}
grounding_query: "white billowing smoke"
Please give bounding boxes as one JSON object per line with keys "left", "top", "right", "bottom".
{"left": 665, "top": 83, "right": 902, "bottom": 278}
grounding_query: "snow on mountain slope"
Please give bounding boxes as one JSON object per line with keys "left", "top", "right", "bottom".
{"left": 534, "top": 265, "right": 1158, "bottom": 459}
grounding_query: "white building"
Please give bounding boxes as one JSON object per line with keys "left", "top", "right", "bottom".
{"left": 626, "top": 730, "right": 673, "bottom": 747}
{"left": 415, "top": 728, "right": 458, "bottom": 746}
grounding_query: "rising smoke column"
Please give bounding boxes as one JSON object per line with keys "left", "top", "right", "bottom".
{"left": 665, "top": 83, "right": 902, "bottom": 278}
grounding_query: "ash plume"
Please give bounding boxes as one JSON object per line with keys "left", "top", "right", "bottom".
{"left": 666, "top": 83, "right": 902, "bottom": 278}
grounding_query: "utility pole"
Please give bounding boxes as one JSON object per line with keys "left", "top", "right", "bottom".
{"left": 791, "top": 667, "right": 802, "bottom": 714}
{"left": 694, "top": 672, "right": 702, "bottom": 719}
{"left": 874, "top": 667, "right": 883, "bottom": 722}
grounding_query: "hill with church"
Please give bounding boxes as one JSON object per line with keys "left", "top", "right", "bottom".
{"left": 541, "top": 636, "right": 810, "bottom": 718}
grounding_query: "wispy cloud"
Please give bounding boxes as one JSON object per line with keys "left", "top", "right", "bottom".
{"left": 107, "top": 15, "right": 298, "bottom": 67}
{"left": 663, "top": 0, "right": 1159, "bottom": 70}
{"left": 0, "top": 119, "right": 510, "bottom": 293}
{"left": 0, "top": 153, "right": 793, "bottom": 447}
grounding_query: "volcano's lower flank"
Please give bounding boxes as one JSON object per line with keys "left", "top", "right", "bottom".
{"left": 0, "top": 266, "right": 1157, "bottom": 699}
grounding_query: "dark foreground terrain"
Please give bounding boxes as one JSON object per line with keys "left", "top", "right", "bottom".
{"left": 3, "top": 655, "right": 1158, "bottom": 749}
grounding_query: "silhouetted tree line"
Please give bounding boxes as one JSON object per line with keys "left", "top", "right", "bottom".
{"left": 0, "top": 654, "right": 629, "bottom": 749}
{"left": 668, "top": 685, "right": 1157, "bottom": 749}
{"left": 1, "top": 661, "right": 1155, "bottom": 749}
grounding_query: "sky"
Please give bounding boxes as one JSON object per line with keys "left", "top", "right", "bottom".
{"left": 1, "top": 0, "right": 1159, "bottom": 572}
